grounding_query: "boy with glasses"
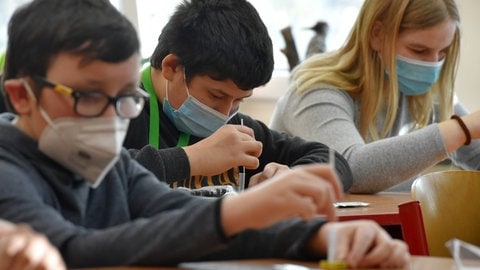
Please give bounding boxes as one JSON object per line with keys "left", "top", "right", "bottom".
{"left": 0, "top": 0, "right": 409, "bottom": 268}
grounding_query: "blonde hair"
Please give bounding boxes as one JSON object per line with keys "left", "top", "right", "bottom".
{"left": 292, "top": 0, "right": 460, "bottom": 140}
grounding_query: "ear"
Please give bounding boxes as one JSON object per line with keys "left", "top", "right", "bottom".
{"left": 370, "top": 21, "right": 385, "bottom": 52}
{"left": 161, "top": 53, "right": 181, "bottom": 81}
{"left": 3, "top": 79, "right": 35, "bottom": 115}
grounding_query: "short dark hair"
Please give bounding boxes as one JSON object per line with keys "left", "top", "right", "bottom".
{"left": 150, "top": 0, "right": 274, "bottom": 90}
{"left": 2, "top": 0, "right": 140, "bottom": 110}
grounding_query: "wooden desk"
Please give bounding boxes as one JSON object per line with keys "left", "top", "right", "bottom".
{"left": 336, "top": 192, "right": 428, "bottom": 255}
{"left": 75, "top": 256, "right": 458, "bottom": 270}
{"left": 336, "top": 192, "right": 413, "bottom": 222}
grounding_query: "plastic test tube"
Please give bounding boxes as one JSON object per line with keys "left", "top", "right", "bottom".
{"left": 238, "top": 119, "right": 246, "bottom": 192}
{"left": 319, "top": 226, "right": 347, "bottom": 269}
{"left": 319, "top": 149, "right": 347, "bottom": 270}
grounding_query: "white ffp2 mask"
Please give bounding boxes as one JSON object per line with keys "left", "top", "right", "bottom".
{"left": 38, "top": 113, "right": 129, "bottom": 188}
{"left": 22, "top": 78, "right": 129, "bottom": 188}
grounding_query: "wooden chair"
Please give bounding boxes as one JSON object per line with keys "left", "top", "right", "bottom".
{"left": 412, "top": 170, "right": 480, "bottom": 257}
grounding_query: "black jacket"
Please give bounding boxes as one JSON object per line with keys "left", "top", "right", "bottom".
{"left": 124, "top": 94, "right": 353, "bottom": 191}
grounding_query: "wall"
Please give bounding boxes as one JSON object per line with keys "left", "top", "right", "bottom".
{"left": 239, "top": 71, "right": 289, "bottom": 125}
{"left": 455, "top": 0, "right": 480, "bottom": 112}
{"left": 240, "top": 0, "right": 480, "bottom": 125}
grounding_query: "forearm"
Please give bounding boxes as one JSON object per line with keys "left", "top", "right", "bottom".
{"left": 441, "top": 109, "right": 480, "bottom": 152}
{"left": 346, "top": 125, "right": 447, "bottom": 193}
{"left": 63, "top": 200, "right": 225, "bottom": 267}
{"left": 279, "top": 89, "right": 449, "bottom": 193}
{"left": 441, "top": 102, "right": 480, "bottom": 169}
{"left": 183, "top": 144, "right": 208, "bottom": 176}
{"left": 260, "top": 134, "right": 353, "bottom": 191}
{"left": 210, "top": 213, "right": 326, "bottom": 261}
{"left": 2, "top": 195, "right": 227, "bottom": 267}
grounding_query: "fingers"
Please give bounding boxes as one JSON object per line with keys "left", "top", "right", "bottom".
{"left": 230, "top": 125, "right": 262, "bottom": 169}
{"left": 222, "top": 164, "right": 344, "bottom": 234}
{"left": 268, "top": 166, "right": 339, "bottom": 221}
{"left": 315, "top": 187, "right": 337, "bottom": 221}
{"left": 359, "top": 233, "right": 410, "bottom": 268}
{"left": 358, "top": 240, "right": 410, "bottom": 268}
{"left": 236, "top": 123, "right": 255, "bottom": 139}
{"left": 334, "top": 221, "right": 411, "bottom": 269}
{"left": 343, "top": 222, "right": 378, "bottom": 266}
{"left": 185, "top": 125, "right": 262, "bottom": 175}
{"left": 249, "top": 163, "right": 290, "bottom": 186}
{"left": 248, "top": 173, "right": 260, "bottom": 187}
{"left": 0, "top": 225, "right": 66, "bottom": 270}
{"left": 292, "top": 199, "right": 320, "bottom": 221}
{"left": 242, "top": 140, "right": 262, "bottom": 168}
{"left": 295, "top": 191, "right": 335, "bottom": 221}
{"left": 235, "top": 125, "right": 262, "bottom": 159}
{"left": 295, "top": 164, "right": 343, "bottom": 200}
{"left": 42, "top": 248, "right": 67, "bottom": 270}
{"left": 5, "top": 225, "right": 44, "bottom": 270}
{"left": 296, "top": 178, "right": 337, "bottom": 221}
{"left": 381, "top": 241, "right": 410, "bottom": 268}
{"left": 221, "top": 125, "right": 262, "bottom": 168}
{"left": 262, "top": 163, "right": 289, "bottom": 179}
{"left": 0, "top": 220, "right": 16, "bottom": 236}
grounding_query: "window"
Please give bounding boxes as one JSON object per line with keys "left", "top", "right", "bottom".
{"left": 133, "top": 0, "right": 364, "bottom": 73}
{"left": 247, "top": 0, "right": 364, "bottom": 71}
{"left": 0, "top": 0, "right": 32, "bottom": 53}
{"left": 2, "top": 0, "right": 363, "bottom": 73}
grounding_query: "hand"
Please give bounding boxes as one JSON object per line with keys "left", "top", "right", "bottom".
{"left": 184, "top": 124, "right": 263, "bottom": 176}
{"left": 312, "top": 220, "right": 410, "bottom": 268}
{"left": 440, "top": 111, "right": 480, "bottom": 153}
{"left": 0, "top": 220, "right": 66, "bottom": 270}
{"left": 221, "top": 164, "right": 343, "bottom": 235}
{"left": 249, "top": 162, "right": 289, "bottom": 187}
{"left": 463, "top": 111, "right": 480, "bottom": 140}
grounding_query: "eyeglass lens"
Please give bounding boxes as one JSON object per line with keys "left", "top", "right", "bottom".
{"left": 76, "top": 92, "right": 145, "bottom": 118}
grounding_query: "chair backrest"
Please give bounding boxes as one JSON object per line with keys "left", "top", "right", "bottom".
{"left": 412, "top": 170, "right": 480, "bottom": 257}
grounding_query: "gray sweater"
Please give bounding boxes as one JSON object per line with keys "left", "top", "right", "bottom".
{"left": 270, "top": 86, "right": 480, "bottom": 193}
{"left": 0, "top": 113, "right": 326, "bottom": 268}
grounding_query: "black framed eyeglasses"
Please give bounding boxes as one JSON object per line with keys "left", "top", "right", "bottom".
{"left": 33, "top": 75, "right": 149, "bottom": 119}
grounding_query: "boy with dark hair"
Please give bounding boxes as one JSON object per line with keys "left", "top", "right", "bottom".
{"left": 123, "top": 0, "right": 353, "bottom": 193}
{"left": 0, "top": 0, "right": 409, "bottom": 268}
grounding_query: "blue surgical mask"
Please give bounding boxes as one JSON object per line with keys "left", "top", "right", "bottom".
{"left": 163, "top": 74, "right": 237, "bottom": 138}
{"left": 396, "top": 55, "right": 444, "bottom": 96}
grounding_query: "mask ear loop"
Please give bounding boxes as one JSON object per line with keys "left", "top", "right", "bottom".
{"left": 164, "top": 70, "right": 190, "bottom": 104}
{"left": 164, "top": 79, "right": 169, "bottom": 101}
{"left": 20, "top": 78, "right": 56, "bottom": 127}
{"left": 183, "top": 69, "right": 192, "bottom": 96}
{"left": 20, "top": 78, "right": 38, "bottom": 103}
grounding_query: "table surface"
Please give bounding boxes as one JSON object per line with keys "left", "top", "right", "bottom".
{"left": 75, "top": 256, "right": 460, "bottom": 270}
{"left": 335, "top": 191, "right": 430, "bottom": 256}
{"left": 336, "top": 192, "right": 413, "bottom": 218}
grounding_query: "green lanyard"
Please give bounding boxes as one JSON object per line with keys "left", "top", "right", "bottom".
{"left": 177, "top": 132, "right": 190, "bottom": 147}
{"left": 141, "top": 64, "right": 190, "bottom": 148}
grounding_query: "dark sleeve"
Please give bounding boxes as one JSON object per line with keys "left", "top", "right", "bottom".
{"left": 124, "top": 99, "right": 191, "bottom": 184}
{"left": 0, "top": 149, "right": 326, "bottom": 267}
{"left": 128, "top": 146, "right": 190, "bottom": 184}
{"left": 230, "top": 113, "right": 353, "bottom": 192}
{"left": 196, "top": 217, "right": 327, "bottom": 261}
{"left": 0, "top": 154, "right": 227, "bottom": 268}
